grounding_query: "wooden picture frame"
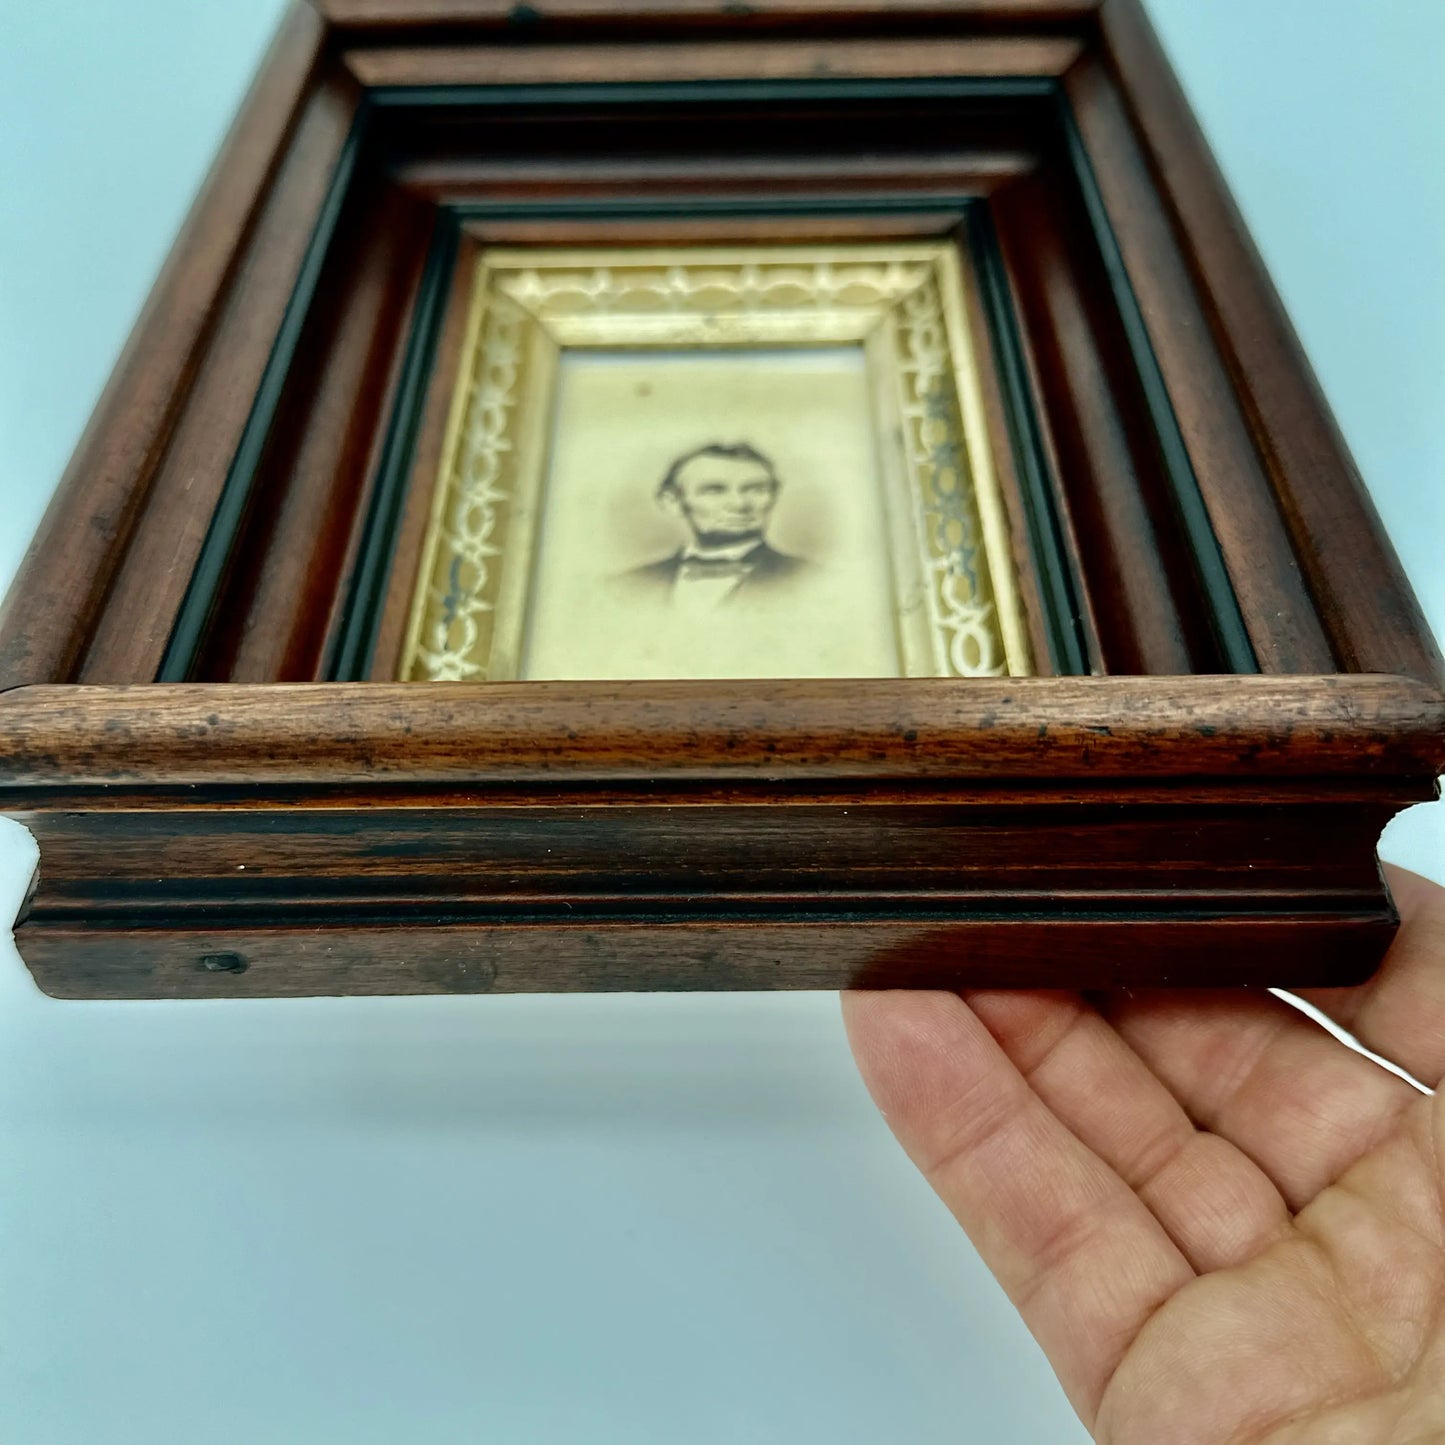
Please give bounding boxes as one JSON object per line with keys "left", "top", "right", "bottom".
{"left": 0, "top": 0, "right": 1440, "bottom": 1000}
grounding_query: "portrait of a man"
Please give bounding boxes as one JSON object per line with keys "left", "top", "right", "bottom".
{"left": 619, "top": 442, "right": 810, "bottom": 608}
{"left": 521, "top": 348, "right": 902, "bottom": 680}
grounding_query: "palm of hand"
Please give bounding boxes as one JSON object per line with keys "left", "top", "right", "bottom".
{"left": 843, "top": 867, "right": 1445, "bottom": 1444}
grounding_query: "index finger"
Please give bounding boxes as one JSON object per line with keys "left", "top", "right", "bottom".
{"left": 1294, "top": 864, "right": 1445, "bottom": 1088}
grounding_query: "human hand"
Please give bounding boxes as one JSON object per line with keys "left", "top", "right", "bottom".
{"left": 842, "top": 865, "right": 1445, "bottom": 1443}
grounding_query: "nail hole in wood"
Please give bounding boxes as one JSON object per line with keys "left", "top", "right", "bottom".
{"left": 199, "top": 951, "right": 248, "bottom": 974}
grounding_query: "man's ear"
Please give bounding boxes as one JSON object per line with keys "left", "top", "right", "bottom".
{"left": 659, "top": 490, "right": 683, "bottom": 520}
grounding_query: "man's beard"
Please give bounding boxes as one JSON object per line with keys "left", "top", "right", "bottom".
{"left": 694, "top": 528, "right": 763, "bottom": 551}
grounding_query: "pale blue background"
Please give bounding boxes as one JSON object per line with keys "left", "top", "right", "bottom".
{"left": 0, "top": 3, "right": 1440, "bottom": 1441}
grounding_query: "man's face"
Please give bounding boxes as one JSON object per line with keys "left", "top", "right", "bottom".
{"left": 668, "top": 453, "right": 778, "bottom": 547}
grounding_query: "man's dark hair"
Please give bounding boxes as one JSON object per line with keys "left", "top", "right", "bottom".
{"left": 656, "top": 442, "right": 780, "bottom": 501}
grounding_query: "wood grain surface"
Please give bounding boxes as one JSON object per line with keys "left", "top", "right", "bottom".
{"left": 17, "top": 915, "right": 1399, "bottom": 1001}
{"left": 341, "top": 36, "right": 1085, "bottom": 87}
{"left": 318, "top": 0, "right": 1103, "bottom": 30}
{"left": 2, "top": 676, "right": 1440, "bottom": 787}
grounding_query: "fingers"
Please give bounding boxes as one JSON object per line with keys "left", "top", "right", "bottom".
{"left": 962, "top": 990, "right": 1292, "bottom": 1273}
{"left": 842, "top": 989, "right": 1194, "bottom": 1427}
{"left": 1295, "top": 864, "right": 1445, "bottom": 1089}
{"left": 1096, "top": 987, "right": 1421, "bottom": 1210}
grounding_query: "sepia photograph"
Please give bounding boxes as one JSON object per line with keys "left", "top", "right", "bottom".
{"left": 523, "top": 348, "right": 902, "bottom": 679}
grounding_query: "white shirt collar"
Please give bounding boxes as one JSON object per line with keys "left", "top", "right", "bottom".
{"left": 679, "top": 539, "right": 764, "bottom": 564}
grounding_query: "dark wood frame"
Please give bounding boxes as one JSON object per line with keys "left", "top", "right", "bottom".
{"left": 1, "top": 0, "right": 1440, "bottom": 998}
